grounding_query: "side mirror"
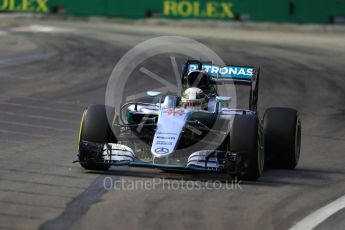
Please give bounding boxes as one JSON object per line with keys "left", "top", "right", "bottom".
{"left": 216, "top": 96, "right": 231, "bottom": 102}
{"left": 147, "top": 91, "right": 161, "bottom": 97}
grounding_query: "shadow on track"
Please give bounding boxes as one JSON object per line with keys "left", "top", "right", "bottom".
{"left": 79, "top": 166, "right": 343, "bottom": 186}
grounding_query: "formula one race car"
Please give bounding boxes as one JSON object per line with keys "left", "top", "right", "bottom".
{"left": 76, "top": 60, "right": 301, "bottom": 180}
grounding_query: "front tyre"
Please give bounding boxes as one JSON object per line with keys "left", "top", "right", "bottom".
{"left": 263, "top": 107, "right": 301, "bottom": 169}
{"left": 230, "top": 115, "right": 264, "bottom": 181}
{"left": 78, "top": 104, "right": 115, "bottom": 170}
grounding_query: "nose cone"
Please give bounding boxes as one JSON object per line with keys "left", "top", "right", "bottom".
{"left": 151, "top": 108, "right": 189, "bottom": 158}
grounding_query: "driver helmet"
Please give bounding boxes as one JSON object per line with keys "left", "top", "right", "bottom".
{"left": 181, "top": 87, "right": 206, "bottom": 109}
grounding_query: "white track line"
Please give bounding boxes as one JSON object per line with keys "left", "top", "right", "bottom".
{"left": 0, "top": 120, "right": 75, "bottom": 132}
{"left": 0, "top": 111, "right": 78, "bottom": 124}
{"left": 0, "top": 129, "right": 48, "bottom": 138}
{"left": 0, "top": 130, "right": 73, "bottom": 141}
{"left": 11, "top": 25, "right": 62, "bottom": 33}
{"left": 289, "top": 195, "right": 345, "bottom": 230}
{"left": 0, "top": 70, "right": 33, "bottom": 80}
{"left": 0, "top": 102, "right": 81, "bottom": 115}
{"left": 0, "top": 139, "right": 23, "bottom": 144}
{"left": 0, "top": 52, "right": 55, "bottom": 63}
{"left": 11, "top": 95, "right": 85, "bottom": 107}
{"left": 0, "top": 59, "right": 39, "bottom": 70}
{"left": 0, "top": 93, "right": 86, "bottom": 107}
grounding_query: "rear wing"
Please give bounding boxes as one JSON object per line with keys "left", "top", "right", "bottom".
{"left": 182, "top": 60, "right": 260, "bottom": 112}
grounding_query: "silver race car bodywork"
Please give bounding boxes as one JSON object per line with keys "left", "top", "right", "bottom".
{"left": 77, "top": 60, "right": 301, "bottom": 180}
{"left": 79, "top": 95, "right": 254, "bottom": 174}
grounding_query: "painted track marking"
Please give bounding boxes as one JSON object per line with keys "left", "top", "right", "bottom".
{"left": 0, "top": 102, "right": 81, "bottom": 115}
{"left": 0, "top": 93, "right": 86, "bottom": 107}
{"left": 289, "top": 195, "right": 345, "bottom": 230}
{"left": 0, "top": 111, "right": 78, "bottom": 124}
{"left": 0, "top": 120, "right": 75, "bottom": 132}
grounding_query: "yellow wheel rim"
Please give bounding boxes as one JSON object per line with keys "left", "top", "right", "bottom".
{"left": 77, "top": 109, "right": 87, "bottom": 152}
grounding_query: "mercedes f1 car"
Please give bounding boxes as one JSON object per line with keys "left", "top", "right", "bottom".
{"left": 76, "top": 60, "right": 301, "bottom": 180}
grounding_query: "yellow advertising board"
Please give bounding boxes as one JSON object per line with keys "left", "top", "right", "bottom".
{"left": 163, "top": 0, "right": 234, "bottom": 19}
{"left": 0, "top": 0, "right": 48, "bottom": 13}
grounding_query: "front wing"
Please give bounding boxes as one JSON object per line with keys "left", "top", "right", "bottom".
{"left": 77, "top": 141, "right": 247, "bottom": 176}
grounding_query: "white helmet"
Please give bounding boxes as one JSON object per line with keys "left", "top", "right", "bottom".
{"left": 181, "top": 87, "right": 206, "bottom": 109}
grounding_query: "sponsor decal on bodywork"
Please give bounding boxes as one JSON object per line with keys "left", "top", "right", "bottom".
{"left": 156, "top": 141, "right": 173, "bottom": 146}
{"left": 188, "top": 64, "right": 254, "bottom": 80}
{"left": 154, "top": 147, "right": 169, "bottom": 154}
{"left": 151, "top": 108, "right": 190, "bottom": 157}
{"left": 164, "top": 108, "right": 185, "bottom": 116}
{"left": 157, "top": 136, "right": 176, "bottom": 140}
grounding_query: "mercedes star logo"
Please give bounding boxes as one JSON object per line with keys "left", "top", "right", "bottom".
{"left": 155, "top": 147, "right": 169, "bottom": 154}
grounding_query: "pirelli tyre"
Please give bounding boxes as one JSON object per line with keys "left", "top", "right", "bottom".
{"left": 263, "top": 107, "right": 301, "bottom": 169}
{"left": 230, "top": 115, "right": 264, "bottom": 181}
{"left": 78, "top": 104, "right": 116, "bottom": 170}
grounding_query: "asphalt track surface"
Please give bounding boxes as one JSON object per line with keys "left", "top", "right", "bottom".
{"left": 0, "top": 19, "right": 344, "bottom": 230}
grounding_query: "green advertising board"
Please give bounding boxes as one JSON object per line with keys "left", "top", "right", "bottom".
{"left": 1, "top": 0, "right": 345, "bottom": 24}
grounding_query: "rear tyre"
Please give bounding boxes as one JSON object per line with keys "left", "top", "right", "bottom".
{"left": 263, "top": 107, "right": 301, "bottom": 169}
{"left": 230, "top": 115, "right": 264, "bottom": 181}
{"left": 78, "top": 104, "right": 116, "bottom": 170}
